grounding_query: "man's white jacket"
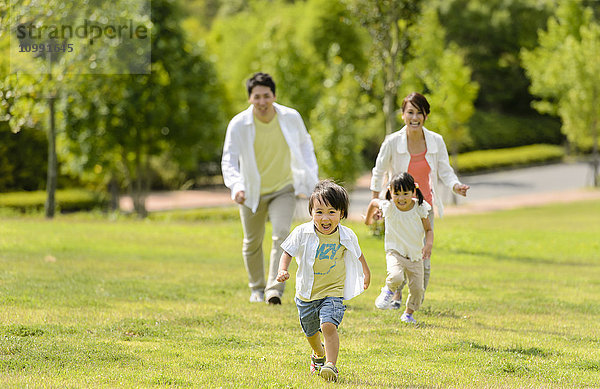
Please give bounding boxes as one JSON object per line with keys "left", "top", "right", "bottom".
{"left": 221, "top": 103, "right": 319, "bottom": 213}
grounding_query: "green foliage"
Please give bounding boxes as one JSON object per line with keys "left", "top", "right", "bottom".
{"left": 1, "top": 200, "right": 600, "bottom": 386}
{"left": 438, "top": 0, "right": 555, "bottom": 113}
{"left": 0, "top": 127, "right": 47, "bottom": 191}
{"left": 59, "top": 0, "right": 228, "bottom": 215}
{"left": 207, "top": 0, "right": 331, "bottom": 120}
{"left": 310, "top": 46, "right": 375, "bottom": 186}
{"left": 521, "top": 0, "right": 600, "bottom": 184}
{"left": 455, "top": 144, "right": 564, "bottom": 174}
{"left": 403, "top": 7, "right": 479, "bottom": 163}
{"left": 0, "top": 189, "right": 108, "bottom": 213}
{"left": 467, "top": 110, "right": 563, "bottom": 151}
{"left": 298, "top": 0, "right": 368, "bottom": 73}
{"left": 344, "top": 0, "right": 423, "bottom": 135}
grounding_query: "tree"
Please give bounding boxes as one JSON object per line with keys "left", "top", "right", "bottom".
{"left": 309, "top": 44, "right": 376, "bottom": 186}
{"left": 404, "top": 7, "right": 479, "bottom": 174}
{"left": 521, "top": 1, "right": 600, "bottom": 186}
{"left": 438, "top": 0, "right": 554, "bottom": 113}
{"left": 344, "top": 0, "right": 423, "bottom": 136}
{"left": 1, "top": 0, "right": 65, "bottom": 217}
{"left": 61, "top": 0, "right": 228, "bottom": 216}
{"left": 2, "top": 0, "right": 151, "bottom": 217}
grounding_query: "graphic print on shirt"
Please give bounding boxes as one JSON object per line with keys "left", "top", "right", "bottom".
{"left": 314, "top": 243, "right": 342, "bottom": 275}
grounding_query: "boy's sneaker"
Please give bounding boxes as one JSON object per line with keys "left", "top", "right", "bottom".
{"left": 319, "top": 362, "right": 338, "bottom": 382}
{"left": 310, "top": 354, "right": 326, "bottom": 374}
{"left": 401, "top": 312, "right": 417, "bottom": 324}
{"left": 390, "top": 299, "right": 402, "bottom": 310}
{"left": 375, "top": 286, "right": 394, "bottom": 309}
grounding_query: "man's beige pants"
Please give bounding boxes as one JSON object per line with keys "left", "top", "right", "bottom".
{"left": 239, "top": 185, "right": 295, "bottom": 300}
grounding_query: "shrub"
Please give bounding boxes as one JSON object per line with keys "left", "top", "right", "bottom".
{"left": 0, "top": 189, "right": 108, "bottom": 213}
{"left": 455, "top": 144, "right": 565, "bottom": 174}
{"left": 466, "top": 111, "right": 564, "bottom": 151}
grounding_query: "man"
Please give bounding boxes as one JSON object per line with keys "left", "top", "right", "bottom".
{"left": 221, "top": 72, "right": 319, "bottom": 304}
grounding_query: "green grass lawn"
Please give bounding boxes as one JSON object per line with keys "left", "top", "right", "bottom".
{"left": 1, "top": 200, "right": 599, "bottom": 388}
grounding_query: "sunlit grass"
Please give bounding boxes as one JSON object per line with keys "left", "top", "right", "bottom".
{"left": 1, "top": 200, "right": 599, "bottom": 387}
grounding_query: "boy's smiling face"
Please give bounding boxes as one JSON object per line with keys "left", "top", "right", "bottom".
{"left": 311, "top": 197, "right": 342, "bottom": 235}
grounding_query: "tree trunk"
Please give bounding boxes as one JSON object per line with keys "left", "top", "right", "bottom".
{"left": 133, "top": 143, "right": 148, "bottom": 218}
{"left": 383, "top": 86, "right": 397, "bottom": 136}
{"left": 109, "top": 174, "right": 119, "bottom": 212}
{"left": 592, "top": 119, "right": 599, "bottom": 187}
{"left": 383, "top": 13, "right": 399, "bottom": 136}
{"left": 45, "top": 91, "right": 57, "bottom": 219}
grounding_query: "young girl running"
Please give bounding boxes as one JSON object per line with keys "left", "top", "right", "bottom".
{"left": 365, "top": 172, "right": 433, "bottom": 324}
{"left": 277, "top": 180, "right": 371, "bottom": 382}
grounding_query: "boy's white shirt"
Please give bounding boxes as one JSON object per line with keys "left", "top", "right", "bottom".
{"left": 281, "top": 221, "right": 365, "bottom": 301}
{"left": 369, "top": 126, "right": 460, "bottom": 217}
{"left": 221, "top": 102, "right": 319, "bottom": 213}
{"left": 379, "top": 199, "right": 431, "bottom": 262}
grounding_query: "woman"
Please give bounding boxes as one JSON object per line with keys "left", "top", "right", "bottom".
{"left": 369, "top": 92, "right": 469, "bottom": 307}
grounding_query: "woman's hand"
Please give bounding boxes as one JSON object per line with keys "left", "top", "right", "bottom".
{"left": 453, "top": 183, "right": 470, "bottom": 197}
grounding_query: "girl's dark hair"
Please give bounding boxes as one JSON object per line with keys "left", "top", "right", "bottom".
{"left": 402, "top": 92, "right": 430, "bottom": 116}
{"left": 308, "top": 180, "right": 349, "bottom": 219}
{"left": 385, "top": 172, "right": 424, "bottom": 205}
{"left": 246, "top": 72, "right": 276, "bottom": 97}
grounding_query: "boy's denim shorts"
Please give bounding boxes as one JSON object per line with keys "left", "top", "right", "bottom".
{"left": 295, "top": 296, "right": 346, "bottom": 337}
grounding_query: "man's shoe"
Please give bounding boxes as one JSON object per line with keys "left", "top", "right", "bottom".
{"left": 319, "top": 362, "right": 338, "bottom": 382}
{"left": 390, "top": 299, "right": 402, "bottom": 310}
{"left": 267, "top": 295, "right": 281, "bottom": 305}
{"left": 249, "top": 290, "right": 264, "bottom": 303}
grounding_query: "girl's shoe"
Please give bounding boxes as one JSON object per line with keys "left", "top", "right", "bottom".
{"left": 310, "top": 354, "right": 326, "bottom": 374}
{"left": 319, "top": 362, "right": 338, "bottom": 382}
{"left": 400, "top": 312, "right": 417, "bottom": 324}
{"left": 374, "top": 286, "right": 394, "bottom": 309}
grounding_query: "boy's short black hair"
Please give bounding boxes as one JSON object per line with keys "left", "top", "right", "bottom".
{"left": 308, "top": 180, "right": 349, "bottom": 219}
{"left": 246, "top": 72, "right": 276, "bottom": 97}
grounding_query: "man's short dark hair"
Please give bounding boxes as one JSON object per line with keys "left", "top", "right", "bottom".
{"left": 246, "top": 72, "right": 276, "bottom": 97}
{"left": 308, "top": 180, "right": 349, "bottom": 219}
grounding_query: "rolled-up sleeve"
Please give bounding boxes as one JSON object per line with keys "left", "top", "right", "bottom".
{"left": 435, "top": 137, "right": 460, "bottom": 190}
{"left": 221, "top": 122, "right": 245, "bottom": 199}
{"left": 370, "top": 137, "right": 392, "bottom": 193}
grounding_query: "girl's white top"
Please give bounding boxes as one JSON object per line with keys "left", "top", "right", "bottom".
{"left": 380, "top": 199, "right": 431, "bottom": 262}
{"left": 281, "top": 222, "right": 366, "bottom": 301}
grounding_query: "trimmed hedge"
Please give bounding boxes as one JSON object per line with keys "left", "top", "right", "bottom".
{"left": 0, "top": 189, "right": 108, "bottom": 213}
{"left": 467, "top": 111, "right": 563, "bottom": 151}
{"left": 455, "top": 144, "right": 565, "bottom": 174}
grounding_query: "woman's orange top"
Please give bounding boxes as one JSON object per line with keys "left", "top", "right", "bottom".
{"left": 408, "top": 150, "right": 433, "bottom": 207}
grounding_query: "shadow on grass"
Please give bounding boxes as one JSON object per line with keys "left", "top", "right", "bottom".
{"left": 440, "top": 248, "right": 593, "bottom": 267}
{"left": 446, "top": 340, "right": 555, "bottom": 358}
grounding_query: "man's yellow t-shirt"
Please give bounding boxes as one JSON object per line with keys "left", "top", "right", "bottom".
{"left": 253, "top": 114, "right": 293, "bottom": 195}
{"left": 308, "top": 227, "right": 347, "bottom": 301}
